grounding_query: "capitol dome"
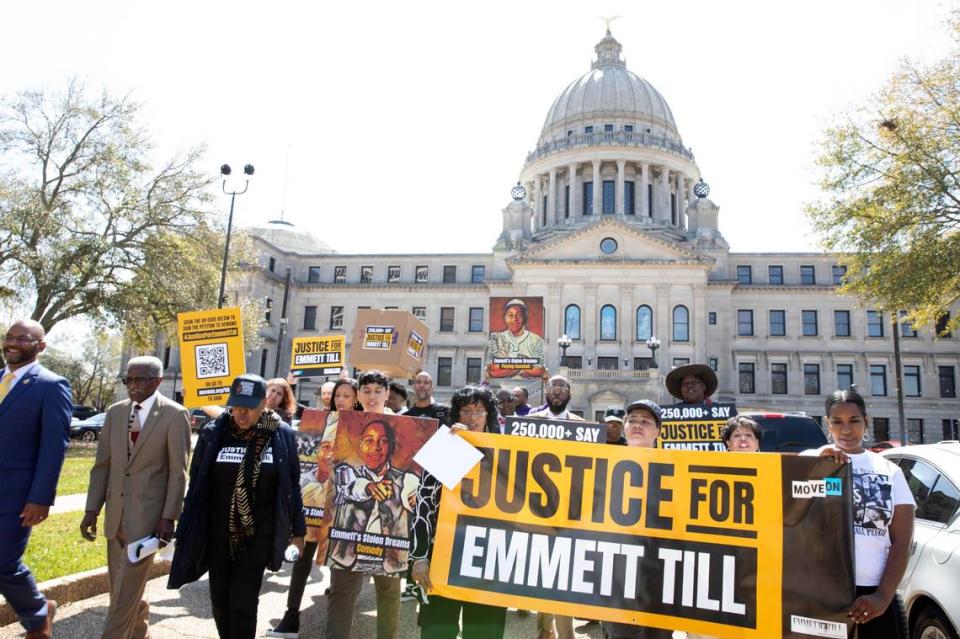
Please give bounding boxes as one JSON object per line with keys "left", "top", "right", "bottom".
{"left": 246, "top": 220, "right": 335, "bottom": 255}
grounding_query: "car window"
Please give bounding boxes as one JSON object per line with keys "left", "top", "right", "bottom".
{"left": 896, "top": 458, "right": 939, "bottom": 516}
{"left": 923, "top": 474, "right": 960, "bottom": 525}
{"left": 754, "top": 416, "right": 827, "bottom": 452}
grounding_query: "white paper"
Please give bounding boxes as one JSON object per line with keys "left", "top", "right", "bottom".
{"left": 413, "top": 425, "right": 484, "bottom": 490}
{"left": 157, "top": 538, "right": 176, "bottom": 562}
{"left": 127, "top": 535, "right": 160, "bottom": 563}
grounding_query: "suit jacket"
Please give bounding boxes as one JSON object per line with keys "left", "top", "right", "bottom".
{"left": 0, "top": 362, "right": 72, "bottom": 515}
{"left": 85, "top": 394, "right": 191, "bottom": 541}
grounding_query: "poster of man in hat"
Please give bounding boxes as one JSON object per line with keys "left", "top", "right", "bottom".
{"left": 485, "top": 296, "right": 546, "bottom": 379}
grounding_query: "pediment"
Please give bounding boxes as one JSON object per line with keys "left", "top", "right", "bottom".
{"left": 514, "top": 219, "right": 708, "bottom": 264}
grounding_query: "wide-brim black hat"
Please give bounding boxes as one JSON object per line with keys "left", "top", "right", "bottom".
{"left": 665, "top": 364, "right": 718, "bottom": 400}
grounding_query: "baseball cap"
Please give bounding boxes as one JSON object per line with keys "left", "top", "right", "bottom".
{"left": 603, "top": 406, "right": 626, "bottom": 423}
{"left": 227, "top": 374, "right": 267, "bottom": 408}
{"left": 625, "top": 399, "right": 662, "bottom": 428}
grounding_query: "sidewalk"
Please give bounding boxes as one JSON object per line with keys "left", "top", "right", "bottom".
{"left": 50, "top": 493, "right": 87, "bottom": 515}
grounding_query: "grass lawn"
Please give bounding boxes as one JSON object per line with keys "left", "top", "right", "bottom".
{"left": 57, "top": 444, "right": 97, "bottom": 496}
{"left": 24, "top": 510, "right": 106, "bottom": 582}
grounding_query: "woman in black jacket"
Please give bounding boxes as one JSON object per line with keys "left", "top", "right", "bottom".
{"left": 168, "top": 374, "right": 306, "bottom": 639}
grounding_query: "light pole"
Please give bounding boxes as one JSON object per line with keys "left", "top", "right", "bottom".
{"left": 645, "top": 336, "right": 661, "bottom": 368}
{"left": 218, "top": 163, "right": 255, "bottom": 308}
{"left": 557, "top": 333, "right": 572, "bottom": 367}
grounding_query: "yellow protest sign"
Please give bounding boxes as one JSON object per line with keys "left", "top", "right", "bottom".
{"left": 176, "top": 307, "right": 245, "bottom": 408}
{"left": 429, "top": 433, "right": 855, "bottom": 639}
{"left": 658, "top": 403, "right": 738, "bottom": 452}
{"left": 290, "top": 335, "right": 345, "bottom": 377}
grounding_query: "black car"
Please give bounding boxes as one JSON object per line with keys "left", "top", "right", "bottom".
{"left": 72, "top": 404, "right": 98, "bottom": 421}
{"left": 70, "top": 413, "right": 106, "bottom": 442}
{"left": 738, "top": 412, "right": 828, "bottom": 453}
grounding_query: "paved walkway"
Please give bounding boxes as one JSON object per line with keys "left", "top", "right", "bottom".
{"left": 50, "top": 493, "right": 87, "bottom": 515}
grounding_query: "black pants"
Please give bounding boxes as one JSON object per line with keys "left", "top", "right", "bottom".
{"left": 285, "top": 541, "right": 319, "bottom": 613}
{"left": 855, "top": 586, "right": 908, "bottom": 639}
{"left": 419, "top": 594, "right": 506, "bottom": 639}
{"left": 208, "top": 533, "right": 273, "bottom": 639}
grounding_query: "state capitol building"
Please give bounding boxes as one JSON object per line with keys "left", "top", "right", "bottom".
{"left": 230, "top": 30, "right": 957, "bottom": 444}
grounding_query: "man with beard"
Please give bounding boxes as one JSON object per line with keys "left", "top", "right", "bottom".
{"left": 404, "top": 372, "right": 450, "bottom": 426}
{"left": 512, "top": 386, "right": 532, "bottom": 416}
{"left": 0, "top": 320, "right": 71, "bottom": 639}
{"left": 665, "top": 363, "right": 718, "bottom": 406}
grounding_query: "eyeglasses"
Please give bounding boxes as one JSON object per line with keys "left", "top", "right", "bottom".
{"left": 123, "top": 376, "right": 161, "bottom": 386}
{"left": 2, "top": 335, "right": 39, "bottom": 345}
{"left": 459, "top": 409, "right": 488, "bottom": 418}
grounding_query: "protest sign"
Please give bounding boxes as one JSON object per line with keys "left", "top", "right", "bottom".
{"left": 658, "top": 403, "right": 738, "bottom": 452}
{"left": 326, "top": 410, "right": 439, "bottom": 575}
{"left": 503, "top": 415, "right": 606, "bottom": 444}
{"left": 176, "top": 307, "right": 245, "bottom": 408}
{"left": 290, "top": 335, "right": 344, "bottom": 377}
{"left": 295, "top": 409, "right": 334, "bottom": 558}
{"left": 430, "top": 433, "right": 855, "bottom": 639}
{"left": 485, "top": 296, "right": 545, "bottom": 380}
{"left": 349, "top": 309, "right": 430, "bottom": 378}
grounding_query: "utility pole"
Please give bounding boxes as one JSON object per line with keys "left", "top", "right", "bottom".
{"left": 274, "top": 267, "right": 292, "bottom": 378}
{"left": 891, "top": 311, "right": 907, "bottom": 445}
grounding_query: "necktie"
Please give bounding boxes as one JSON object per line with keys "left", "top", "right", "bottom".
{"left": 128, "top": 404, "right": 142, "bottom": 454}
{"left": 0, "top": 373, "right": 14, "bottom": 404}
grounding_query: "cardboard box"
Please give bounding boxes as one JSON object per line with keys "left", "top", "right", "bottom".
{"left": 349, "top": 309, "right": 430, "bottom": 379}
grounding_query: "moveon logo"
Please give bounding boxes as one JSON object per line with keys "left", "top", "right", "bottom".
{"left": 792, "top": 478, "right": 842, "bottom": 499}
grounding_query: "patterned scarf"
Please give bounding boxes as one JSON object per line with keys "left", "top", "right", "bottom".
{"left": 228, "top": 409, "right": 280, "bottom": 558}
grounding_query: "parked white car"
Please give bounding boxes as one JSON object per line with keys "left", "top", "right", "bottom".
{"left": 881, "top": 442, "right": 960, "bottom": 639}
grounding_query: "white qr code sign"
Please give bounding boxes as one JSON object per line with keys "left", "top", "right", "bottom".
{"left": 195, "top": 343, "right": 230, "bottom": 379}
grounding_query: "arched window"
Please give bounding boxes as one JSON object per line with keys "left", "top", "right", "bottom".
{"left": 673, "top": 305, "right": 690, "bottom": 342}
{"left": 600, "top": 305, "right": 617, "bottom": 340}
{"left": 636, "top": 305, "right": 653, "bottom": 341}
{"left": 564, "top": 305, "right": 581, "bottom": 340}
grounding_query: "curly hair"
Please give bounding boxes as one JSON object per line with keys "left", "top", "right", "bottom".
{"left": 330, "top": 378, "right": 361, "bottom": 412}
{"left": 450, "top": 385, "right": 499, "bottom": 433}
{"left": 266, "top": 378, "right": 297, "bottom": 416}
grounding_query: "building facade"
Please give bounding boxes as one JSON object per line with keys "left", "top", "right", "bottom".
{"left": 213, "top": 30, "right": 958, "bottom": 443}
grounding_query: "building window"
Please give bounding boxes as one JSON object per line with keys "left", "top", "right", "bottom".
{"left": 870, "top": 364, "right": 887, "bottom": 396}
{"left": 625, "top": 181, "right": 635, "bottom": 215}
{"left": 800, "top": 265, "right": 816, "bottom": 285}
{"left": 636, "top": 305, "right": 652, "bottom": 341}
{"left": 468, "top": 307, "right": 484, "bottom": 332}
{"left": 768, "top": 265, "right": 783, "bottom": 285}
{"left": 259, "top": 349, "right": 268, "bottom": 377}
{"left": 907, "top": 418, "right": 924, "bottom": 445}
{"left": 387, "top": 266, "right": 401, "bottom": 283}
{"left": 600, "top": 305, "right": 617, "bottom": 340}
{"left": 542, "top": 195, "right": 548, "bottom": 227}
{"left": 834, "top": 310, "right": 851, "bottom": 337}
{"left": 940, "top": 366, "right": 956, "bottom": 398}
{"left": 867, "top": 311, "right": 884, "bottom": 337}
{"left": 708, "top": 312, "right": 716, "bottom": 326}
{"left": 330, "top": 306, "right": 343, "bottom": 330}
{"left": 583, "top": 182, "right": 594, "bottom": 215}
{"left": 442, "top": 265, "right": 456, "bottom": 283}
{"left": 597, "top": 356, "right": 619, "bottom": 370}
{"left": 440, "top": 307, "right": 455, "bottom": 332}
{"left": 303, "top": 306, "right": 317, "bottom": 330}
{"left": 308, "top": 266, "right": 321, "bottom": 283}
{"left": 804, "top": 364, "right": 821, "bottom": 395}
{"left": 801, "top": 310, "right": 818, "bottom": 336}
{"left": 904, "top": 365, "right": 921, "bottom": 397}
{"left": 334, "top": 266, "right": 347, "bottom": 284}
{"left": 873, "top": 417, "right": 890, "bottom": 441}
{"left": 265, "top": 298, "right": 273, "bottom": 324}
{"left": 739, "top": 363, "right": 755, "bottom": 394}
{"left": 412, "top": 307, "right": 426, "bottom": 322}
{"left": 415, "top": 266, "right": 428, "bottom": 283}
{"left": 564, "top": 185, "right": 570, "bottom": 218}
{"left": 832, "top": 265, "right": 847, "bottom": 285}
{"left": 564, "top": 356, "right": 583, "bottom": 369}
{"left": 771, "top": 363, "right": 788, "bottom": 395}
{"left": 769, "top": 310, "right": 786, "bottom": 336}
{"left": 673, "top": 305, "right": 690, "bottom": 342}
{"left": 361, "top": 265, "right": 373, "bottom": 283}
{"left": 737, "top": 310, "right": 754, "bottom": 336}
{"left": 624, "top": 124, "right": 634, "bottom": 132}
{"left": 603, "top": 123, "right": 614, "bottom": 132}
{"left": 736, "top": 265, "right": 752, "bottom": 285}
{"left": 466, "top": 357, "right": 482, "bottom": 384}
{"left": 647, "top": 184, "right": 654, "bottom": 217}
{"left": 673, "top": 358, "right": 690, "bottom": 368}
{"left": 709, "top": 357, "right": 718, "bottom": 371}
{"left": 936, "top": 313, "right": 952, "bottom": 338}
{"left": 633, "top": 357, "right": 653, "bottom": 370}
{"left": 584, "top": 125, "right": 593, "bottom": 134}
{"left": 837, "top": 364, "right": 854, "bottom": 390}
{"left": 268, "top": 256, "right": 276, "bottom": 273}
{"left": 437, "top": 357, "right": 452, "bottom": 387}
{"left": 471, "top": 265, "right": 485, "bottom": 283}
{"left": 564, "top": 304, "right": 581, "bottom": 340}
{"left": 899, "top": 311, "right": 917, "bottom": 337}
{"left": 600, "top": 237, "right": 618, "bottom": 254}
{"left": 943, "top": 419, "right": 958, "bottom": 440}
{"left": 602, "top": 181, "right": 615, "bottom": 214}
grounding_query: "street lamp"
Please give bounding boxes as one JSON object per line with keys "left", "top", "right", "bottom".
{"left": 557, "top": 334, "right": 572, "bottom": 366}
{"left": 218, "top": 163, "right": 255, "bottom": 308}
{"left": 645, "top": 336, "right": 661, "bottom": 368}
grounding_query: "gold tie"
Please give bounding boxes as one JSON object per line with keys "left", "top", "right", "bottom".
{"left": 0, "top": 373, "right": 15, "bottom": 404}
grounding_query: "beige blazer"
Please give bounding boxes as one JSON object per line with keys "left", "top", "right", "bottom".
{"left": 85, "top": 394, "right": 192, "bottom": 541}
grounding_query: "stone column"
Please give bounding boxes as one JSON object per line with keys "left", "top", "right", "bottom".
{"left": 584, "top": 284, "right": 598, "bottom": 367}
{"left": 567, "top": 162, "right": 578, "bottom": 223}
{"left": 532, "top": 177, "right": 542, "bottom": 231}
{"left": 676, "top": 174, "right": 685, "bottom": 229}
{"left": 591, "top": 160, "right": 601, "bottom": 217}
{"left": 639, "top": 162, "right": 649, "bottom": 220}
{"left": 616, "top": 159, "right": 626, "bottom": 218}
{"left": 548, "top": 168, "right": 557, "bottom": 226}
{"left": 659, "top": 167, "right": 670, "bottom": 224}
{"left": 656, "top": 283, "right": 671, "bottom": 366}
{"left": 693, "top": 283, "right": 706, "bottom": 362}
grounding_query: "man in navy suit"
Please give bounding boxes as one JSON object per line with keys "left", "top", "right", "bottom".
{"left": 0, "top": 320, "right": 71, "bottom": 638}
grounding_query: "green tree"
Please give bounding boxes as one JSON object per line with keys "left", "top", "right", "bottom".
{"left": 806, "top": 13, "right": 960, "bottom": 335}
{"left": 41, "top": 330, "right": 121, "bottom": 409}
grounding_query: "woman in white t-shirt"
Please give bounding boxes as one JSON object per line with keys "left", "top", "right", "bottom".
{"left": 803, "top": 389, "right": 915, "bottom": 639}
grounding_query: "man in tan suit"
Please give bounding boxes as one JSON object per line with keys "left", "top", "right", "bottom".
{"left": 81, "top": 356, "right": 191, "bottom": 639}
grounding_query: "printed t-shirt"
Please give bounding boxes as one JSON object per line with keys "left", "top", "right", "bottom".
{"left": 208, "top": 430, "right": 279, "bottom": 542}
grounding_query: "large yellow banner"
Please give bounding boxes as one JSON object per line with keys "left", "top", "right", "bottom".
{"left": 177, "top": 307, "right": 245, "bottom": 408}
{"left": 430, "top": 433, "right": 854, "bottom": 639}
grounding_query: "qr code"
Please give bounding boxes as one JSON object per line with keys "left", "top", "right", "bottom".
{"left": 196, "top": 343, "right": 229, "bottom": 379}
